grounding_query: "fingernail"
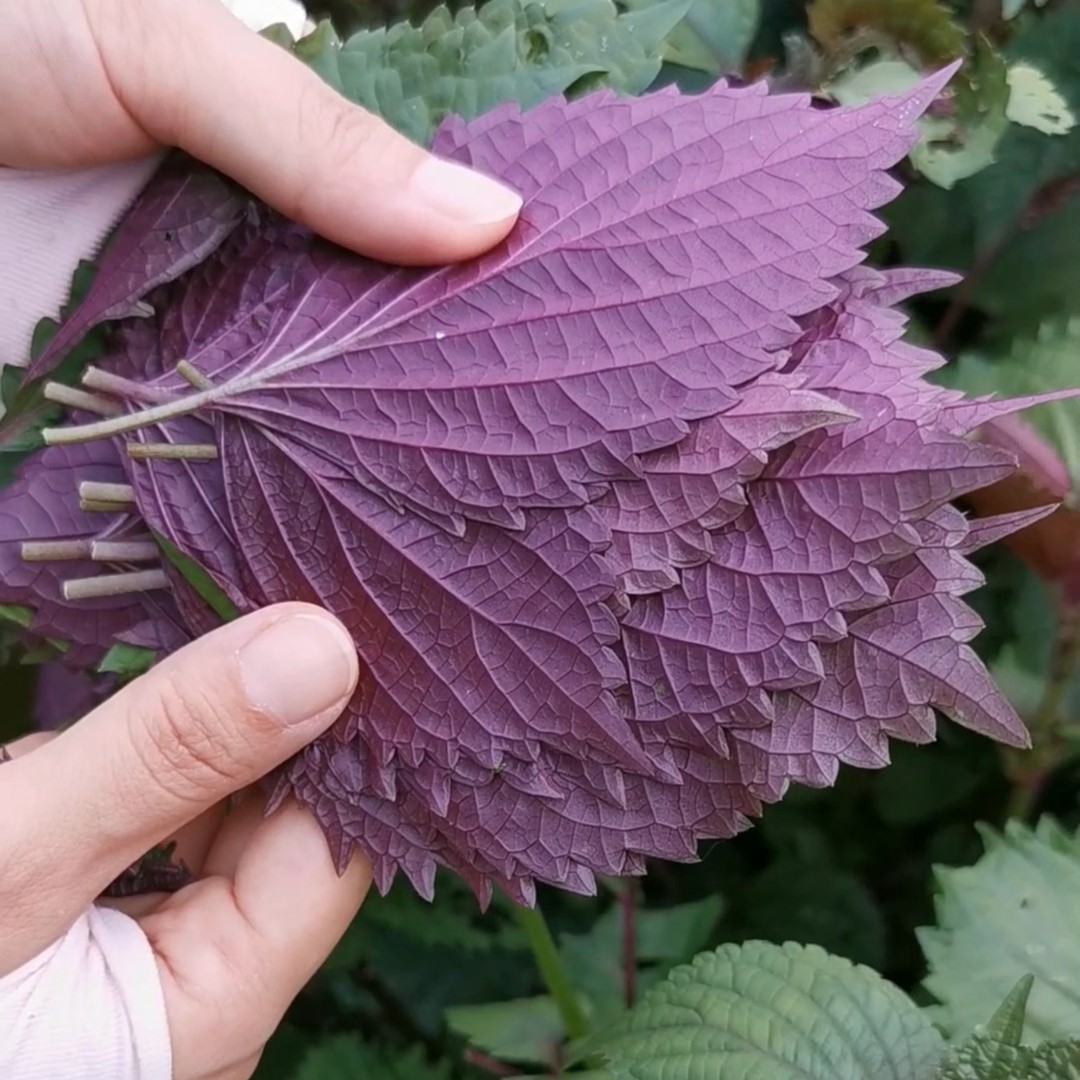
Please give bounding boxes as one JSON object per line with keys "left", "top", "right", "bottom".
{"left": 411, "top": 157, "right": 522, "bottom": 225}
{"left": 240, "top": 614, "right": 357, "bottom": 726}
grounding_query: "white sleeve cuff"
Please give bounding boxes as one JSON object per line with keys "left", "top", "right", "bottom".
{"left": 0, "top": 156, "right": 164, "bottom": 370}
{"left": 0, "top": 906, "right": 172, "bottom": 1080}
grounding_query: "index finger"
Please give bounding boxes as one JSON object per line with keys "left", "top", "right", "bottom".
{"left": 92, "top": 0, "right": 522, "bottom": 264}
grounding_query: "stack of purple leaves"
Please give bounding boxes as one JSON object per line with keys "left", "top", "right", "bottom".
{"left": 0, "top": 74, "right": 1063, "bottom": 904}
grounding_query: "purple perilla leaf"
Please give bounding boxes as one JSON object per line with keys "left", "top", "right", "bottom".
{"left": 23, "top": 157, "right": 244, "bottom": 383}
{"left": 6, "top": 72, "right": 1055, "bottom": 902}
{"left": 0, "top": 440, "right": 187, "bottom": 659}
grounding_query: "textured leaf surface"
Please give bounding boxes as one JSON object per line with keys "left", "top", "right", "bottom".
{"left": 583, "top": 940, "right": 944, "bottom": 1079}
{"left": 830, "top": 50, "right": 1010, "bottom": 191}
{"left": 23, "top": 159, "right": 244, "bottom": 384}
{"left": 941, "top": 1041, "right": 1080, "bottom": 1080}
{"left": 919, "top": 818, "right": 1080, "bottom": 1044}
{"left": 623, "top": 0, "right": 760, "bottom": 76}
{"left": 940, "top": 983, "right": 1080, "bottom": 1080}
{"left": 299, "top": 0, "right": 690, "bottom": 142}
{"left": 0, "top": 76, "right": 1049, "bottom": 900}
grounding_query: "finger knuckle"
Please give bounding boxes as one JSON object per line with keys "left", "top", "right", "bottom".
{"left": 130, "top": 673, "right": 251, "bottom": 801}
{"left": 289, "top": 87, "right": 401, "bottom": 219}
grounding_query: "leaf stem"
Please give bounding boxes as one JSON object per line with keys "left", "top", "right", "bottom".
{"left": 20, "top": 540, "right": 94, "bottom": 562}
{"left": 91, "top": 540, "right": 161, "bottom": 563}
{"left": 81, "top": 366, "right": 172, "bottom": 405}
{"left": 43, "top": 383, "right": 121, "bottom": 417}
{"left": 79, "top": 499, "right": 132, "bottom": 513}
{"left": 515, "top": 902, "right": 590, "bottom": 1042}
{"left": 1005, "top": 600, "right": 1080, "bottom": 820}
{"left": 176, "top": 360, "right": 214, "bottom": 391}
{"left": 78, "top": 481, "right": 134, "bottom": 505}
{"left": 43, "top": 387, "right": 215, "bottom": 445}
{"left": 62, "top": 568, "right": 169, "bottom": 601}
{"left": 620, "top": 879, "right": 637, "bottom": 1009}
{"left": 464, "top": 1049, "right": 521, "bottom": 1077}
{"left": 126, "top": 442, "right": 219, "bottom": 461}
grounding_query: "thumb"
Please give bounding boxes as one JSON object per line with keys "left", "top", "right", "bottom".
{"left": 0, "top": 603, "right": 357, "bottom": 973}
{"left": 96, "top": 0, "right": 522, "bottom": 264}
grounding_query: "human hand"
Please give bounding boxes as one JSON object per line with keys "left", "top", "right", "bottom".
{"left": 1, "top": 0, "right": 521, "bottom": 257}
{"left": 0, "top": 607, "right": 364, "bottom": 1079}
{"left": 0, "top": 0, "right": 522, "bottom": 368}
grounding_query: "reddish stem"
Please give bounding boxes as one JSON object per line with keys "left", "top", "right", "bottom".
{"left": 464, "top": 1049, "right": 521, "bottom": 1077}
{"left": 621, "top": 879, "right": 637, "bottom": 1009}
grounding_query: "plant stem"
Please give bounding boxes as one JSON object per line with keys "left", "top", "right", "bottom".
{"left": 81, "top": 366, "right": 172, "bottom": 404}
{"left": 464, "top": 1049, "right": 521, "bottom": 1077}
{"left": 620, "top": 879, "right": 637, "bottom": 1009}
{"left": 1005, "top": 600, "right": 1080, "bottom": 820}
{"left": 43, "top": 383, "right": 121, "bottom": 417}
{"left": 126, "top": 442, "right": 219, "bottom": 461}
{"left": 20, "top": 539, "right": 94, "bottom": 562}
{"left": 91, "top": 540, "right": 161, "bottom": 563}
{"left": 78, "top": 481, "right": 134, "bottom": 505}
{"left": 515, "top": 902, "right": 590, "bottom": 1042}
{"left": 176, "top": 360, "right": 214, "bottom": 390}
{"left": 62, "top": 568, "right": 169, "bottom": 601}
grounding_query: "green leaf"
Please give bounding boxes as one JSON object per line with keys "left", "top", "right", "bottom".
{"left": 153, "top": 535, "right": 239, "bottom": 624}
{"left": 446, "top": 995, "right": 565, "bottom": 1066}
{"left": 250, "top": 1023, "right": 309, "bottom": 1080}
{"left": 293, "top": 0, "right": 691, "bottom": 142}
{"left": 290, "top": 1035, "right": 453, "bottom": 1080}
{"left": 937, "top": 316, "right": 1080, "bottom": 489}
{"left": 1006, "top": 62, "right": 1076, "bottom": 136}
{"left": 940, "top": 1037, "right": 1080, "bottom": 1080}
{"left": 1, "top": 262, "right": 109, "bottom": 488}
{"left": 582, "top": 941, "right": 944, "bottom": 1080}
{"left": 0, "top": 604, "right": 68, "bottom": 657}
{"left": 919, "top": 818, "right": 1080, "bottom": 1044}
{"left": 97, "top": 642, "right": 156, "bottom": 680}
{"left": 963, "top": 4, "right": 1080, "bottom": 261}
{"left": 559, "top": 897, "right": 723, "bottom": 1024}
{"left": 938, "top": 985, "right": 1080, "bottom": 1080}
{"left": 0, "top": 604, "right": 34, "bottom": 630}
{"left": 621, "top": 0, "right": 758, "bottom": 76}
{"left": 987, "top": 976, "right": 1037, "bottom": 1047}
{"left": 829, "top": 56, "right": 924, "bottom": 107}
{"left": 916, "top": 44, "right": 1011, "bottom": 190}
